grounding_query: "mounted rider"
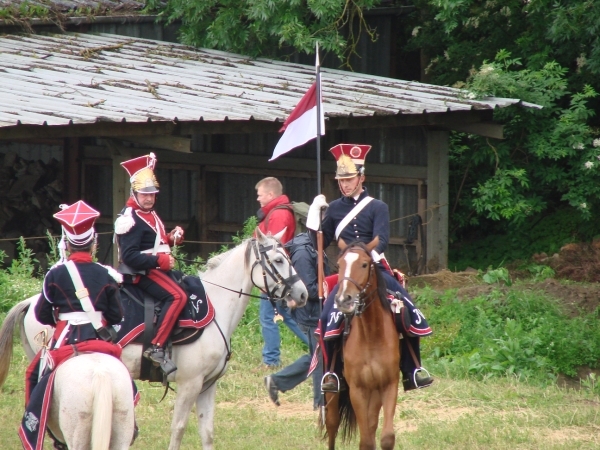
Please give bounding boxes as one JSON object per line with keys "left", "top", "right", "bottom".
{"left": 22, "top": 201, "right": 128, "bottom": 449}
{"left": 307, "top": 144, "right": 434, "bottom": 392}
{"left": 114, "top": 152, "right": 186, "bottom": 375}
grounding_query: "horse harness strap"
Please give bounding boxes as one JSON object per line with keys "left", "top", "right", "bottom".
{"left": 338, "top": 261, "right": 378, "bottom": 317}
{"left": 250, "top": 238, "right": 300, "bottom": 301}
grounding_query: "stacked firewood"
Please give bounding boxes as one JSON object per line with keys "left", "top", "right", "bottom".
{"left": 0, "top": 152, "right": 63, "bottom": 269}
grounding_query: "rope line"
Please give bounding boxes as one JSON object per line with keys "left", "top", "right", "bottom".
{"left": 388, "top": 202, "right": 447, "bottom": 225}
{"left": 0, "top": 203, "right": 448, "bottom": 244}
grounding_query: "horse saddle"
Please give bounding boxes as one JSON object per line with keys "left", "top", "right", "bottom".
{"left": 115, "top": 274, "right": 215, "bottom": 349}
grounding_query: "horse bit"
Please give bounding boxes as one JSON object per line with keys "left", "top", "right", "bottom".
{"left": 250, "top": 238, "right": 301, "bottom": 301}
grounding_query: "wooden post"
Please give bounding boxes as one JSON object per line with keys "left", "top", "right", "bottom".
{"left": 63, "top": 138, "right": 80, "bottom": 203}
{"left": 110, "top": 142, "right": 131, "bottom": 267}
{"left": 425, "top": 130, "right": 449, "bottom": 272}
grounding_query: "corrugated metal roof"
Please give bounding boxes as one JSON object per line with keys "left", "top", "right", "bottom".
{"left": 0, "top": 32, "right": 534, "bottom": 128}
{"left": 0, "top": 0, "right": 146, "bottom": 17}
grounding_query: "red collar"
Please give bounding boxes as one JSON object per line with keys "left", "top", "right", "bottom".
{"left": 126, "top": 196, "right": 153, "bottom": 214}
{"left": 68, "top": 252, "right": 93, "bottom": 263}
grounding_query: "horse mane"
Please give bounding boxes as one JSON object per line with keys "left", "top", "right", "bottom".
{"left": 339, "top": 241, "right": 391, "bottom": 313}
{"left": 205, "top": 238, "right": 253, "bottom": 271}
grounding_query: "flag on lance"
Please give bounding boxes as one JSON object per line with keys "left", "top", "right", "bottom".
{"left": 269, "top": 80, "right": 325, "bottom": 161}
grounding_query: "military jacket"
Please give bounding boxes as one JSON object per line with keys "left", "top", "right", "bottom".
{"left": 115, "top": 198, "right": 170, "bottom": 271}
{"left": 321, "top": 188, "right": 389, "bottom": 254}
{"left": 35, "top": 253, "right": 123, "bottom": 344}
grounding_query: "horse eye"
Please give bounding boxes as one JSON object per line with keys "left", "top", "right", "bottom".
{"left": 362, "top": 262, "right": 368, "bottom": 268}
{"left": 275, "top": 258, "right": 284, "bottom": 264}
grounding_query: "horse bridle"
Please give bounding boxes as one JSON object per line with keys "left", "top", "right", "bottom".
{"left": 337, "top": 248, "right": 378, "bottom": 317}
{"left": 250, "top": 238, "right": 301, "bottom": 301}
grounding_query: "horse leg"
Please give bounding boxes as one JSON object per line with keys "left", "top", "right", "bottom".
{"left": 168, "top": 379, "right": 204, "bottom": 450}
{"left": 195, "top": 381, "right": 218, "bottom": 450}
{"left": 324, "top": 392, "right": 340, "bottom": 450}
{"left": 379, "top": 381, "right": 399, "bottom": 450}
{"left": 349, "top": 386, "right": 379, "bottom": 450}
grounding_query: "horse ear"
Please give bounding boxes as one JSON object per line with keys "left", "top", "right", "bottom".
{"left": 256, "top": 227, "right": 267, "bottom": 243}
{"left": 273, "top": 227, "right": 287, "bottom": 242}
{"left": 338, "top": 238, "right": 348, "bottom": 251}
{"left": 366, "top": 236, "right": 379, "bottom": 253}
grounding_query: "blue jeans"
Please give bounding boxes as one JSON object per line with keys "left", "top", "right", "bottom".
{"left": 259, "top": 295, "right": 309, "bottom": 366}
{"left": 271, "top": 324, "right": 323, "bottom": 408}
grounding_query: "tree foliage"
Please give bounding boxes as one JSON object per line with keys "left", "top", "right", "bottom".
{"left": 151, "top": 0, "right": 380, "bottom": 64}
{"left": 401, "top": 1, "right": 600, "bottom": 247}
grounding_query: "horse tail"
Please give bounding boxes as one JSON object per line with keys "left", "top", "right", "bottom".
{"left": 337, "top": 388, "right": 357, "bottom": 443}
{"left": 0, "top": 299, "right": 31, "bottom": 387}
{"left": 91, "top": 365, "right": 113, "bottom": 450}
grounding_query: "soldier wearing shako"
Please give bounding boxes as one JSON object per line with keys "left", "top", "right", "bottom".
{"left": 307, "top": 144, "right": 434, "bottom": 392}
{"left": 22, "top": 201, "right": 126, "bottom": 449}
{"left": 114, "top": 153, "right": 185, "bottom": 375}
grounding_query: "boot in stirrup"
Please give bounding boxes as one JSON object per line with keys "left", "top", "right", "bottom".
{"left": 321, "top": 372, "right": 342, "bottom": 393}
{"left": 143, "top": 345, "right": 177, "bottom": 375}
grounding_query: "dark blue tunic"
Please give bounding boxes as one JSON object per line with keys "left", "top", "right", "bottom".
{"left": 321, "top": 188, "right": 389, "bottom": 253}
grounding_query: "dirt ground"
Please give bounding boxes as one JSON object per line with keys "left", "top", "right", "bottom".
{"left": 408, "top": 268, "right": 600, "bottom": 318}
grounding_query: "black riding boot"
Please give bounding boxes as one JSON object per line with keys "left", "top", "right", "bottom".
{"left": 143, "top": 345, "right": 177, "bottom": 375}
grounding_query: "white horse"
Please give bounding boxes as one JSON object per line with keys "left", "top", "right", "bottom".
{"left": 0, "top": 301, "right": 135, "bottom": 449}
{"left": 48, "top": 353, "right": 135, "bottom": 450}
{"left": 1, "top": 229, "right": 307, "bottom": 450}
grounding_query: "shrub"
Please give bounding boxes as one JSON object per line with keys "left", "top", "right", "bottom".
{"left": 418, "top": 283, "right": 600, "bottom": 383}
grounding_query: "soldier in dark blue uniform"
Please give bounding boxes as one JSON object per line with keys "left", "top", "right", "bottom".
{"left": 21, "top": 201, "right": 131, "bottom": 450}
{"left": 114, "top": 153, "right": 186, "bottom": 375}
{"left": 307, "top": 144, "right": 433, "bottom": 392}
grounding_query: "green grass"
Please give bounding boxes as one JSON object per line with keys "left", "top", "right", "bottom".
{"left": 2, "top": 295, "right": 600, "bottom": 449}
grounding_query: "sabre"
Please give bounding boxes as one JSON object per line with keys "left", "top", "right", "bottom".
{"left": 35, "top": 329, "right": 51, "bottom": 382}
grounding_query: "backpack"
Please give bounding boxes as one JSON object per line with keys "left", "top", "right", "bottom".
{"left": 265, "top": 201, "right": 310, "bottom": 235}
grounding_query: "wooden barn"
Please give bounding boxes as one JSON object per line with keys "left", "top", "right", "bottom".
{"left": 0, "top": 29, "right": 532, "bottom": 273}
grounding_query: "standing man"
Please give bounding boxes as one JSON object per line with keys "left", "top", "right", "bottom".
{"left": 114, "top": 152, "right": 186, "bottom": 375}
{"left": 307, "top": 144, "right": 433, "bottom": 392}
{"left": 256, "top": 177, "right": 309, "bottom": 368}
{"left": 22, "top": 201, "right": 127, "bottom": 449}
{"left": 264, "top": 232, "right": 327, "bottom": 409}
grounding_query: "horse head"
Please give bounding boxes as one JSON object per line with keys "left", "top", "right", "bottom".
{"left": 335, "top": 237, "right": 380, "bottom": 315}
{"left": 252, "top": 227, "right": 308, "bottom": 309}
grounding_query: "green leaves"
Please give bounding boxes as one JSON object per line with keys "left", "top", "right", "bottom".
{"left": 159, "top": 0, "right": 378, "bottom": 63}
{"left": 419, "top": 283, "right": 600, "bottom": 383}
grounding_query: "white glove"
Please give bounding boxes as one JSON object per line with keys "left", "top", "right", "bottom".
{"left": 306, "top": 195, "right": 329, "bottom": 231}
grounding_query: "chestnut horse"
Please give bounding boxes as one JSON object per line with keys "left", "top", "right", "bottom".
{"left": 323, "top": 238, "right": 400, "bottom": 450}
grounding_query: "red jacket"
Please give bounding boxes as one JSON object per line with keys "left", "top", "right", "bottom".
{"left": 258, "top": 194, "right": 295, "bottom": 244}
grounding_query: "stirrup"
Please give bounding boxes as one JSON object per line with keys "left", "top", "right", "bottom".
{"left": 321, "top": 372, "right": 341, "bottom": 393}
{"left": 403, "top": 367, "right": 433, "bottom": 391}
{"left": 159, "top": 356, "right": 177, "bottom": 375}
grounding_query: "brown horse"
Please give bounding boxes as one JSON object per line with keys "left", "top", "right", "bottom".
{"left": 323, "top": 237, "right": 400, "bottom": 450}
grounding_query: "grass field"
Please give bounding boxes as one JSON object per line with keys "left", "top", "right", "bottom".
{"left": 2, "top": 297, "right": 600, "bottom": 449}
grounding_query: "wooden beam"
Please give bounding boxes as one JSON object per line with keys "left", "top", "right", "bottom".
{"left": 0, "top": 121, "right": 178, "bottom": 140}
{"left": 82, "top": 145, "right": 429, "bottom": 180}
{"left": 446, "top": 122, "right": 504, "bottom": 139}
{"left": 0, "top": 110, "right": 496, "bottom": 140}
{"left": 121, "top": 136, "right": 191, "bottom": 153}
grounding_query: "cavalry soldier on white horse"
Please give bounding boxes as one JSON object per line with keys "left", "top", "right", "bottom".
{"left": 114, "top": 152, "right": 186, "bottom": 375}
{"left": 21, "top": 200, "right": 132, "bottom": 449}
{"left": 307, "top": 144, "right": 434, "bottom": 393}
